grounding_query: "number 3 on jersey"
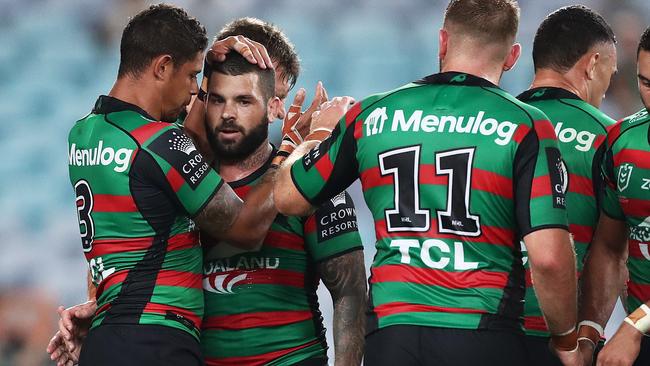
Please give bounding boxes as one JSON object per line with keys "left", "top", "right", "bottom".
{"left": 378, "top": 145, "right": 481, "bottom": 236}
{"left": 74, "top": 180, "right": 95, "bottom": 252}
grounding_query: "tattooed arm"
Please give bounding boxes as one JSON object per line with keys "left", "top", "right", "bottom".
{"left": 319, "top": 250, "right": 367, "bottom": 366}
{"left": 194, "top": 168, "right": 278, "bottom": 250}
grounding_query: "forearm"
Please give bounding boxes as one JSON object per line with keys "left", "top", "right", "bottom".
{"left": 274, "top": 141, "right": 320, "bottom": 216}
{"left": 320, "top": 251, "right": 367, "bottom": 366}
{"left": 332, "top": 294, "right": 366, "bottom": 366}
{"left": 223, "top": 167, "right": 279, "bottom": 249}
{"left": 86, "top": 270, "right": 96, "bottom": 300}
{"left": 531, "top": 243, "right": 578, "bottom": 334}
{"left": 579, "top": 240, "right": 627, "bottom": 327}
{"left": 579, "top": 214, "right": 629, "bottom": 328}
{"left": 525, "top": 229, "right": 577, "bottom": 335}
{"left": 184, "top": 76, "right": 213, "bottom": 162}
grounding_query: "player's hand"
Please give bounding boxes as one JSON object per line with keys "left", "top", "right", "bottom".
{"left": 46, "top": 330, "right": 79, "bottom": 366}
{"left": 596, "top": 322, "right": 643, "bottom": 366}
{"left": 272, "top": 83, "right": 329, "bottom": 166}
{"left": 554, "top": 346, "right": 583, "bottom": 366}
{"left": 280, "top": 87, "right": 308, "bottom": 147}
{"left": 206, "top": 35, "right": 273, "bottom": 70}
{"left": 310, "top": 95, "right": 356, "bottom": 134}
{"left": 58, "top": 300, "right": 96, "bottom": 355}
{"left": 578, "top": 339, "right": 596, "bottom": 366}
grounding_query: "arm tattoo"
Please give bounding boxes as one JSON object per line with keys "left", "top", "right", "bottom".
{"left": 319, "top": 250, "right": 367, "bottom": 366}
{"left": 194, "top": 183, "right": 243, "bottom": 240}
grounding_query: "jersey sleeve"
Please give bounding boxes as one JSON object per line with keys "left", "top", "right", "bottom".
{"left": 600, "top": 143, "right": 626, "bottom": 221}
{"left": 304, "top": 191, "right": 363, "bottom": 262}
{"left": 290, "top": 103, "right": 363, "bottom": 206}
{"left": 514, "top": 118, "right": 569, "bottom": 236}
{"left": 144, "top": 125, "right": 223, "bottom": 216}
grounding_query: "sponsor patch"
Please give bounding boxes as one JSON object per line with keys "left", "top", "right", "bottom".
{"left": 315, "top": 191, "right": 358, "bottom": 241}
{"left": 149, "top": 129, "right": 210, "bottom": 189}
{"left": 546, "top": 147, "right": 568, "bottom": 209}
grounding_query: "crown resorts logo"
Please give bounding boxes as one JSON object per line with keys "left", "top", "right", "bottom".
{"left": 331, "top": 192, "right": 347, "bottom": 207}
{"left": 168, "top": 131, "right": 197, "bottom": 155}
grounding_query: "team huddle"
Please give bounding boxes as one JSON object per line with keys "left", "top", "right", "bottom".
{"left": 46, "top": 0, "right": 650, "bottom": 365}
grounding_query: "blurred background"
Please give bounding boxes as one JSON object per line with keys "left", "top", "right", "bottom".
{"left": 0, "top": 0, "right": 648, "bottom": 364}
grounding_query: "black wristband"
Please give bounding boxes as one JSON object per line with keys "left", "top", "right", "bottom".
{"left": 197, "top": 88, "right": 208, "bottom": 102}
{"left": 203, "top": 58, "right": 213, "bottom": 80}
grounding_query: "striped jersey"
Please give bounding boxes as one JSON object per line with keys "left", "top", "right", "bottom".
{"left": 601, "top": 108, "right": 650, "bottom": 312}
{"left": 68, "top": 95, "right": 222, "bottom": 339}
{"left": 201, "top": 153, "right": 363, "bottom": 366}
{"left": 290, "top": 72, "right": 569, "bottom": 333}
{"left": 517, "top": 87, "right": 615, "bottom": 336}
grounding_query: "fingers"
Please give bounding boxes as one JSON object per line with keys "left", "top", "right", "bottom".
{"left": 46, "top": 331, "right": 62, "bottom": 353}
{"left": 210, "top": 36, "right": 272, "bottom": 69}
{"left": 291, "top": 88, "right": 306, "bottom": 109}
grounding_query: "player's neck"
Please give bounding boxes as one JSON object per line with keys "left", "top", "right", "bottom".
{"left": 218, "top": 141, "right": 273, "bottom": 183}
{"left": 530, "top": 69, "right": 586, "bottom": 102}
{"left": 109, "top": 77, "right": 163, "bottom": 120}
{"left": 441, "top": 60, "right": 503, "bottom": 86}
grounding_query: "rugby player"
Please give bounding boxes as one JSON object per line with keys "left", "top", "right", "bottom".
{"left": 516, "top": 6, "right": 617, "bottom": 365}
{"left": 274, "top": 0, "right": 582, "bottom": 365}
{"left": 579, "top": 26, "right": 650, "bottom": 366}
{"left": 51, "top": 5, "right": 283, "bottom": 366}
{"left": 194, "top": 19, "right": 366, "bottom": 366}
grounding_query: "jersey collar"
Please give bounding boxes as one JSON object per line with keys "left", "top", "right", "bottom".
{"left": 517, "top": 87, "right": 582, "bottom": 102}
{"left": 415, "top": 72, "right": 498, "bottom": 88}
{"left": 93, "top": 95, "right": 156, "bottom": 121}
{"left": 223, "top": 144, "right": 277, "bottom": 189}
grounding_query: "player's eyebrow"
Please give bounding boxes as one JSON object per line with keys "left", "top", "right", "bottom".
{"left": 639, "top": 73, "right": 650, "bottom": 83}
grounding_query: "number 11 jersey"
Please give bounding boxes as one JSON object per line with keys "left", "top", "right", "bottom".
{"left": 289, "top": 72, "right": 569, "bottom": 333}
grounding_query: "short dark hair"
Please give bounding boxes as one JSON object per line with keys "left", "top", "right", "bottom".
{"left": 639, "top": 26, "right": 650, "bottom": 56}
{"left": 213, "top": 53, "right": 275, "bottom": 102}
{"left": 533, "top": 5, "right": 615, "bottom": 72}
{"left": 444, "top": 0, "right": 520, "bottom": 44}
{"left": 217, "top": 17, "right": 300, "bottom": 90}
{"left": 118, "top": 4, "right": 208, "bottom": 78}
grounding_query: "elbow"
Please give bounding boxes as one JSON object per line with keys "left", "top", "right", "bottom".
{"left": 529, "top": 250, "right": 576, "bottom": 278}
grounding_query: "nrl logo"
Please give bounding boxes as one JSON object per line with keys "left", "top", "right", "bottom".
{"left": 203, "top": 273, "right": 248, "bottom": 295}
{"left": 617, "top": 163, "right": 634, "bottom": 192}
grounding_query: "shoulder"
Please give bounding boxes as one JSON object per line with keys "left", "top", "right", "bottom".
{"left": 488, "top": 87, "right": 551, "bottom": 125}
{"left": 608, "top": 109, "right": 650, "bottom": 147}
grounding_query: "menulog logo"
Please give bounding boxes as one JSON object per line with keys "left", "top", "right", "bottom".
{"left": 364, "top": 109, "right": 519, "bottom": 146}
{"left": 69, "top": 141, "right": 133, "bottom": 173}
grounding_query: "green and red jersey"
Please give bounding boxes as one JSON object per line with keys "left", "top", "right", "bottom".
{"left": 290, "top": 72, "right": 568, "bottom": 333}
{"left": 200, "top": 153, "right": 363, "bottom": 366}
{"left": 68, "top": 95, "right": 222, "bottom": 339}
{"left": 601, "top": 108, "right": 650, "bottom": 312}
{"left": 517, "top": 87, "right": 615, "bottom": 336}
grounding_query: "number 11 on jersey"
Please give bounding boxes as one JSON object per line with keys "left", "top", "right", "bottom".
{"left": 378, "top": 145, "right": 481, "bottom": 236}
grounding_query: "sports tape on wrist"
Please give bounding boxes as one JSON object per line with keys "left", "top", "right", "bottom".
{"left": 624, "top": 304, "right": 650, "bottom": 334}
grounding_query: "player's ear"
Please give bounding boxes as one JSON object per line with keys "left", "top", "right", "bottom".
{"left": 586, "top": 52, "right": 600, "bottom": 80}
{"left": 267, "top": 96, "right": 281, "bottom": 124}
{"left": 152, "top": 54, "right": 174, "bottom": 81}
{"left": 439, "top": 28, "right": 449, "bottom": 61}
{"left": 503, "top": 43, "right": 521, "bottom": 72}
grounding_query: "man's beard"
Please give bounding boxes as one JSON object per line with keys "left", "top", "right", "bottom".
{"left": 207, "top": 117, "right": 269, "bottom": 162}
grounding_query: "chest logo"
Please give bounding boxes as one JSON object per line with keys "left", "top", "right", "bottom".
{"left": 618, "top": 163, "right": 634, "bottom": 192}
{"left": 203, "top": 273, "right": 248, "bottom": 295}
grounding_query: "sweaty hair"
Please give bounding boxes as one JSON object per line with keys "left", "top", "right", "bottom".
{"left": 639, "top": 26, "right": 650, "bottom": 56}
{"left": 217, "top": 17, "right": 300, "bottom": 90}
{"left": 533, "top": 5, "right": 615, "bottom": 72}
{"left": 444, "top": 0, "right": 520, "bottom": 44}
{"left": 213, "top": 52, "right": 276, "bottom": 101}
{"left": 117, "top": 4, "right": 208, "bottom": 78}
